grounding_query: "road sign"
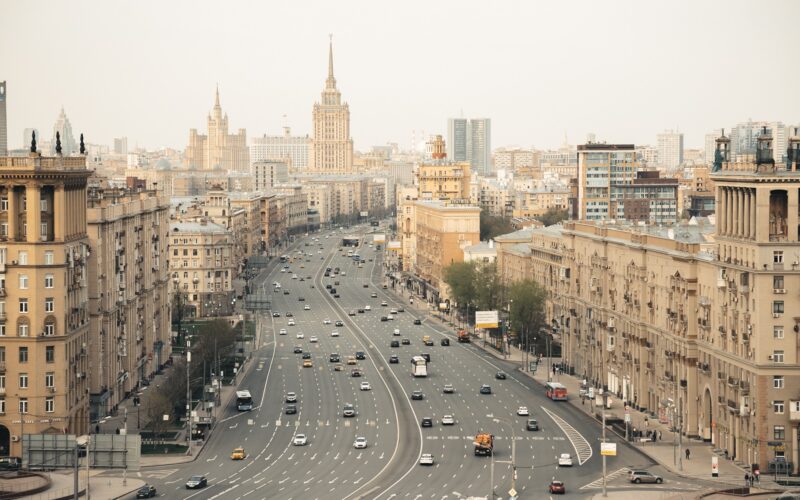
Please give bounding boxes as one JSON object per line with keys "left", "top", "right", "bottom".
{"left": 600, "top": 442, "right": 617, "bottom": 456}
{"left": 624, "top": 413, "right": 631, "bottom": 423}
{"left": 711, "top": 456, "right": 719, "bottom": 477}
{"left": 475, "top": 310, "right": 499, "bottom": 329}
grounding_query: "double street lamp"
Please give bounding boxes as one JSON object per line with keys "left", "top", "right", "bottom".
{"left": 487, "top": 415, "right": 517, "bottom": 500}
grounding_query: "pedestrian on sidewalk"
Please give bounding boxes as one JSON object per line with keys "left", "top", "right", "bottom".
{"left": 644, "top": 416, "right": 649, "bottom": 428}
{"left": 744, "top": 472, "right": 750, "bottom": 487}
{"left": 754, "top": 468, "right": 760, "bottom": 483}
{"left": 685, "top": 448, "right": 691, "bottom": 460}
{"left": 749, "top": 473, "right": 754, "bottom": 487}
{"left": 658, "top": 430, "right": 662, "bottom": 441}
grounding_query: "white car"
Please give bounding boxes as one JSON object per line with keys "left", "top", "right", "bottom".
{"left": 304, "top": 305, "right": 311, "bottom": 310}
{"left": 323, "top": 319, "right": 331, "bottom": 325}
{"left": 293, "top": 434, "right": 307, "bottom": 446}
{"left": 288, "top": 319, "right": 296, "bottom": 326}
{"left": 279, "top": 328, "right": 287, "bottom": 335}
{"left": 310, "top": 336, "right": 318, "bottom": 343}
{"left": 419, "top": 453, "right": 434, "bottom": 465}
{"left": 331, "top": 331, "right": 340, "bottom": 337}
{"left": 353, "top": 437, "right": 367, "bottom": 449}
{"left": 365, "top": 305, "right": 371, "bottom": 311}
{"left": 558, "top": 453, "right": 573, "bottom": 467}
{"left": 517, "top": 406, "right": 529, "bottom": 416}
{"left": 441, "top": 415, "right": 455, "bottom": 425}
{"left": 360, "top": 381, "right": 371, "bottom": 391}
{"left": 386, "top": 315, "right": 394, "bottom": 321}
{"left": 292, "top": 274, "right": 298, "bottom": 280}
{"left": 393, "top": 328, "right": 400, "bottom": 336}
{"left": 296, "top": 332, "right": 304, "bottom": 339}
{"left": 340, "top": 271, "right": 346, "bottom": 276}
{"left": 390, "top": 308, "right": 398, "bottom": 314}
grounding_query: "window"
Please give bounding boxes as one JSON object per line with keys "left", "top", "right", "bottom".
{"left": 18, "top": 251, "right": 27, "bottom": 265}
{"left": 44, "top": 251, "right": 53, "bottom": 265}
{"left": 0, "top": 375, "right": 5, "bottom": 390}
{"left": 45, "top": 346, "right": 54, "bottom": 362}
{"left": 0, "top": 325, "right": 4, "bottom": 337}
{"left": 44, "top": 322, "right": 54, "bottom": 336}
{"left": 774, "top": 276, "right": 785, "bottom": 290}
{"left": 19, "top": 299, "right": 27, "bottom": 313}
{"left": 18, "top": 323, "right": 28, "bottom": 337}
{"left": 45, "top": 373, "right": 54, "bottom": 388}
{"left": 0, "top": 197, "right": 6, "bottom": 211}
{"left": 0, "top": 223, "right": 6, "bottom": 237}
{"left": 40, "top": 222, "right": 47, "bottom": 240}
{"left": 18, "top": 374, "right": 27, "bottom": 389}
{"left": 773, "top": 350, "right": 785, "bottom": 363}
{"left": 40, "top": 199, "right": 47, "bottom": 212}
{"left": 173, "top": 249, "right": 178, "bottom": 256}
{"left": 774, "top": 425, "right": 786, "bottom": 440}
{"left": 44, "top": 274, "right": 54, "bottom": 288}
{"left": 19, "top": 398, "right": 27, "bottom": 414}
{"left": 774, "top": 401, "right": 785, "bottom": 414}
{"left": 0, "top": 399, "right": 5, "bottom": 414}
{"left": 45, "top": 397, "right": 54, "bottom": 413}
{"left": 774, "top": 326, "right": 785, "bottom": 339}
{"left": 773, "top": 301, "right": 784, "bottom": 314}
{"left": 19, "top": 347, "right": 27, "bottom": 362}
{"left": 18, "top": 274, "right": 28, "bottom": 289}
{"left": 45, "top": 298, "right": 54, "bottom": 313}
{"left": 774, "top": 251, "right": 784, "bottom": 264}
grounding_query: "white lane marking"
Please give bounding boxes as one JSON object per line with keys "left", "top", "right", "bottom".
{"left": 541, "top": 406, "right": 593, "bottom": 465}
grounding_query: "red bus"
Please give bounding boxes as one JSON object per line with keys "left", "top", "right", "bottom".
{"left": 545, "top": 382, "right": 568, "bottom": 401}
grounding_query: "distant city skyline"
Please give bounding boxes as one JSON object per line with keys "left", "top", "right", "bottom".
{"left": 1, "top": 1, "right": 798, "bottom": 152}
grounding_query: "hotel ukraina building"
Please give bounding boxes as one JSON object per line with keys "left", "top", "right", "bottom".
{"left": 498, "top": 131, "right": 800, "bottom": 472}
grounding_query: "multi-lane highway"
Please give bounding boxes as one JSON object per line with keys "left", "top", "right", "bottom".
{"left": 121, "top": 224, "right": 710, "bottom": 499}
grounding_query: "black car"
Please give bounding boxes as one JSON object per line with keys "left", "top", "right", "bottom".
{"left": 526, "top": 418, "right": 540, "bottom": 431}
{"left": 329, "top": 288, "right": 337, "bottom": 294}
{"left": 358, "top": 308, "right": 365, "bottom": 313}
{"left": 330, "top": 353, "right": 341, "bottom": 362}
{"left": 390, "top": 340, "right": 400, "bottom": 348}
{"left": 440, "top": 339, "right": 450, "bottom": 346}
{"left": 293, "top": 346, "right": 303, "bottom": 354}
{"left": 381, "top": 316, "right": 389, "bottom": 322}
{"left": 185, "top": 475, "right": 207, "bottom": 489}
{"left": 334, "top": 294, "right": 340, "bottom": 298}
{"left": 363, "top": 284, "right": 369, "bottom": 288}
{"left": 285, "top": 404, "right": 297, "bottom": 414}
{"left": 355, "top": 351, "right": 366, "bottom": 360}
{"left": 495, "top": 371, "right": 507, "bottom": 380}
{"left": 285, "top": 312, "right": 293, "bottom": 317}
{"left": 411, "top": 390, "right": 424, "bottom": 400}
{"left": 272, "top": 312, "right": 281, "bottom": 317}
{"left": 302, "top": 352, "right": 311, "bottom": 360}
{"left": 413, "top": 319, "right": 422, "bottom": 325}
{"left": 136, "top": 485, "right": 157, "bottom": 498}
{"left": 283, "top": 290, "right": 290, "bottom": 295}
{"left": 480, "top": 384, "right": 492, "bottom": 394}
{"left": 420, "top": 417, "right": 433, "bottom": 428}
{"left": 351, "top": 368, "right": 362, "bottom": 377}
{"left": 298, "top": 297, "right": 305, "bottom": 301}
{"left": 334, "top": 281, "right": 340, "bottom": 285}
{"left": 421, "top": 353, "right": 431, "bottom": 362}
{"left": 389, "top": 355, "right": 399, "bottom": 363}
{"left": 326, "top": 284, "right": 332, "bottom": 289}
{"left": 335, "top": 320, "right": 344, "bottom": 327}
{"left": 401, "top": 338, "right": 411, "bottom": 345}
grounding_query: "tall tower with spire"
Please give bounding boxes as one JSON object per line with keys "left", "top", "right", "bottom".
{"left": 186, "top": 86, "right": 249, "bottom": 172}
{"left": 308, "top": 36, "right": 354, "bottom": 174}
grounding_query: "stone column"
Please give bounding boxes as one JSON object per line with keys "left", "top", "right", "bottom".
{"left": 738, "top": 188, "right": 745, "bottom": 238}
{"left": 718, "top": 188, "right": 726, "bottom": 235}
{"left": 732, "top": 188, "right": 739, "bottom": 238}
{"left": 26, "top": 183, "right": 41, "bottom": 243}
{"left": 744, "top": 189, "right": 751, "bottom": 239}
{"left": 54, "top": 186, "right": 66, "bottom": 241}
{"left": 7, "top": 185, "right": 17, "bottom": 241}
{"left": 727, "top": 188, "right": 734, "bottom": 237}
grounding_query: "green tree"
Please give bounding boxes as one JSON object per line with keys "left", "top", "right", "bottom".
{"left": 536, "top": 207, "right": 569, "bottom": 227}
{"left": 145, "top": 391, "right": 174, "bottom": 443}
{"left": 442, "top": 261, "right": 477, "bottom": 318}
{"left": 480, "top": 210, "right": 515, "bottom": 240}
{"left": 473, "top": 263, "right": 505, "bottom": 311}
{"left": 508, "top": 279, "right": 548, "bottom": 351}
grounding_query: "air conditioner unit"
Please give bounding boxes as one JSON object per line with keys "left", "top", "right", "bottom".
{"left": 768, "top": 355, "right": 774, "bottom": 360}
{"left": 773, "top": 313, "right": 781, "bottom": 318}
{"left": 774, "top": 289, "right": 786, "bottom": 294}
{"left": 608, "top": 318, "right": 615, "bottom": 329}
{"left": 48, "top": 387, "right": 56, "bottom": 393}
{"left": 11, "top": 435, "right": 19, "bottom": 442}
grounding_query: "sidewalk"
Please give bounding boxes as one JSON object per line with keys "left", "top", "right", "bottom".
{"left": 21, "top": 469, "right": 145, "bottom": 500}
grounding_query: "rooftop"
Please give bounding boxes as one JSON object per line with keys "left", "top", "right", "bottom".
{"left": 170, "top": 221, "right": 229, "bottom": 234}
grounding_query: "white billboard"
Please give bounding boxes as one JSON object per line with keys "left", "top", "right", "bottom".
{"left": 387, "top": 241, "right": 401, "bottom": 250}
{"left": 373, "top": 233, "right": 386, "bottom": 244}
{"left": 475, "top": 310, "right": 499, "bottom": 329}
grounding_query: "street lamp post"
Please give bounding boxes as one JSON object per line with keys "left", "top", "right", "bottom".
{"left": 185, "top": 340, "right": 193, "bottom": 456}
{"left": 490, "top": 416, "right": 517, "bottom": 499}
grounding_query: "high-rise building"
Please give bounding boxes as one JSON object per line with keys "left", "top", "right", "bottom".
{"left": 576, "top": 143, "right": 639, "bottom": 221}
{"left": 469, "top": 118, "right": 492, "bottom": 176}
{"left": 657, "top": 130, "right": 684, "bottom": 169}
{"left": 252, "top": 160, "right": 289, "bottom": 192}
{"left": 704, "top": 129, "right": 723, "bottom": 166}
{"left": 185, "top": 87, "right": 249, "bottom": 172}
{"left": 250, "top": 127, "right": 310, "bottom": 170}
{"left": 0, "top": 152, "right": 93, "bottom": 455}
{"left": 50, "top": 107, "right": 77, "bottom": 156}
{"left": 113, "top": 137, "right": 128, "bottom": 155}
{"left": 447, "top": 118, "right": 468, "bottom": 162}
{"left": 729, "top": 120, "right": 787, "bottom": 160}
{"left": 308, "top": 37, "right": 354, "bottom": 174}
{"left": 0, "top": 81, "right": 6, "bottom": 156}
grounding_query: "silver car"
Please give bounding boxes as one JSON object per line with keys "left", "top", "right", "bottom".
{"left": 629, "top": 470, "right": 663, "bottom": 484}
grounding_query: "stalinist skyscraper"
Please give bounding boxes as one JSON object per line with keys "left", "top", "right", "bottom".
{"left": 186, "top": 86, "right": 249, "bottom": 172}
{"left": 308, "top": 36, "right": 354, "bottom": 174}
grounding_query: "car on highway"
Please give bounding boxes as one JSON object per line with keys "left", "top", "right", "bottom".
{"left": 365, "top": 305, "right": 371, "bottom": 311}
{"left": 411, "top": 390, "right": 424, "bottom": 400}
{"left": 351, "top": 368, "right": 362, "bottom": 377}
{"left": 272, "top": 312, "right": 281, "bottom": 317}
{"left": 283, "top": 290, "right": 290, "bottom": 295}
{"left": 284, "top": 404, "right": 297, "bottom": 414}
{"left": 353, "top": 437, "right": 368, "bottom": 449}
{"left": 325, "top": 284, "right": 332, "bottom": 289}
{"left": 371, "top": 293, "right": 378, "bottom": 298}
{"left": 558, "top": 453, "right": 573, "bottom": 467}
{"left": 288, "top": 319, "right": 296, "bottom": 326}
{"left": 443, "top": 384, "right": 455, "bottom": 394}
{"left": 231, "top": 447, "right": 246, "bottom": 460}
{"left": 390, "top": 308, "right": 398, "bottom": 314}
{"left": 363, "top": 283, "right": 369, "bottom": 288}
{"left": 360, "top": 381, "right": 371, "bottom": 391}
{"left": 441, "top": 415, "right": 455, "bottom": 425}
{"left": 335, "top": 320, "right": 344, "bottom": 326}
{"left": 389, "top": 355, "right": 399, "bottom": 363}
{"left": 310, "top": 336, "right": 318, "bottom": 343}
{"left": 346, "top": 356, "right": 357, "bottom": 365}
{"left": 323, "top": 319, "right": 331, "bottom": 325}
{"left": 304, "top": 304, "right": 311, "bottom": 310}
{"left": 293, "top": 346, "right": 303, "bottom": 354}
{"left": 329, "top": 353, "right": 340, "bottom": 362}
{"left": 390, "top": 340, "right": 400, "bottom": 348}
{"left": 293, "top": 434, "right": 307, "bottom": 446}
{"left": 381, "top": 301, "right": 388, "bottom": 307}
{"left": 629, "top": 470, "right": 662, "bottom": 484}
{"left": 286, "top": 312, "right": 293, "bottom": 317}
{"left": 343, "top": 404, "right": 355, "bottom": 417}
{"left": 331, "top": 331, "right": 340, "bottom": 337}
{"left": 302, "top": 352, "right": 311, "bottom": 360}
{"left": 401, "top": 338, "right": 411, "bottom": 345}
{"left": 355, "top": 351, "right": 366, "bottom": 360}
{"left": 413, "top": 319, "right": 422, "bottom": 325}
{"left": 393, "top": 328, "right": 400, "bottom": 336}
{"left": 380, "top": 316, "right": 388, "bottom": 322}
{"left": 397, "top": 307, "right": 405, "bottom": 312}
{"left": 334, "top": 363, "right": 344, "bottom": 371}
{"left": 495, "top": 371, "right": 507, "bottom": 380}
{"left": 420, "top": 417, "right": 433, "bottom": 428}
{"left": 517, "top": 406, "right": 529, "bottom": 416}
{"left": 386, "top": 314, "right": 394, "bottom": 320}
{"left": 298, "top": 297, "right": 305, "bottom": 301}
{"left": 480, "top": 384, "right": 492, "bottom": 394}
{"left": 185, "top": 475, "right": 207, "bottom": 489}
{"left": 423, "top": 336, "right": 433, "bottom": 346}
{"left": 296, "top": 332, "right": 304, "bottom": 339}
{"left": 419, "top": 453, "right": 434, "bottom": 466}
{"left": 526, "top": 418, "right": 540, "bottom": 431}
{"left": 440, "top": 338, "right": 450, "bottom": 346}
{"left": 303, "top": 359, "right": 313, "bottom": 367}
{"left": 358, "top": 308, "right": 365, "bottom": 313}
{"left": 136, "top": 485, "right": 157, "bottom": 498}
{"left": 421, "top": 353, "right": 431, "bottom": 362}
{"left": 285, "top": 392, "right": 297, "bottom": 402}
{"left": 549, "top": 480, "right": 566, "bottom": 494}
{"left": 279, "top": 328, "right": 287, "bottom": 335}
{"left": 349, "top": 310, "right": 356, "bottom": 316}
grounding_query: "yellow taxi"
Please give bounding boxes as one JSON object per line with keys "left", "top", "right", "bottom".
{"left": 346, "top": 356, "right": 357, "bottom": 365}
{"left": 231, "top": 447, "right": 246, "bottom": 460}
{"left": 303, "top": 359, "right": 313, "bottom": 368}
{"left": 334, "top": 363, "right": 345, "bottom": 371}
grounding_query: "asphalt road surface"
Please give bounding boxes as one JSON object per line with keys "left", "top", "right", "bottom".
{"left": 117, "top": 224, "right": 714, "bottom": 499}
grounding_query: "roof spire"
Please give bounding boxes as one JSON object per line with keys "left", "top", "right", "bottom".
{"left": 215, "top": 83, "right": 220, "bottom": 108}
{"left": 326, "top": 34, "right": 336, "bottom": 89}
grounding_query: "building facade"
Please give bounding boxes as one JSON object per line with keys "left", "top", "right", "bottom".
{"left": 249, "top": 127, "right": 310, "bottom": 170}
{"left": 657, "top": 130, "right": 684, "bottom": 169}
{"left": 469, "top": 118, "right": 492, "bottom": 176}
{"left": 0, "top": 82, "right": 6, "bottom": 156}
{"left": 185, "top": 87, "right": 249, "bottom": 173}
{"left": 576, "top": 143, "right": 639, "bottom": 221}
{"left": 0, "top": 153, "right": 93, "bottom": 455}
{"left": 417, "top": 162, "right": 472, "bottom": 202}
{"left": 447, "top": 118, "right": 468, "bottom": 162}
{"left": 50, "top": 107, "right": 77, "bottom": 157}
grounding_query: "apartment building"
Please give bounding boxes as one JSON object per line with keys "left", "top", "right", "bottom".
{"left": 86, "top": 186, "right": 171, "bottom": 421}
{"left": 417, "top": 162, "right": 471, "bottom": 202}
{"left": 397, "top": 186, "right": 418, "bottom": 272}
{"left": 0, "top": 153, "right": 92, "bottom": 455}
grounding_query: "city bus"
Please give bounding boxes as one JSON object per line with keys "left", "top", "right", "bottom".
{"left": 411, "top": 356, "right": 428, "bottom": 377}
{"left": 236, "top": 390, "right": 254, "bottom": 411}
{"left": 545, "top": 382, "right": 568, "bottom": 401}
{"left": 279, "top": 255, "right": 289, "bottom": 263}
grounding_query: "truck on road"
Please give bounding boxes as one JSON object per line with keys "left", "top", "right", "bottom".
{"left": 474, "top": 433, "right": 494, "bottom": 456}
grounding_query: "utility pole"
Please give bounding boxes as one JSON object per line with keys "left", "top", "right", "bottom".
{"left": 122, "top": 408, "right": 127, "bottom": 486}
{"left": 186, "top": 340, "right": 192, "bottom": 456}
{"left": 602, "top": 389, "right": 607, "bottom": 497}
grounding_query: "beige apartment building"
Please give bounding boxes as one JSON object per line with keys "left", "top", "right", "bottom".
{"left": 272, "top": 186, "right": 310, "bottom": 235}
{"left": 86, "top": 186, "right": 171, "bottom": 421}
{"left": 496, "top": 131, "right": 800, "bottom": 472}
{"left": 169, "top": 220, "right": 235, "bottom": 318}
{"left": 229, "top": 193, "right": 264, "bottom": 257}
{"left": 397, "top": 186, "right": 418, "bottom": 272}
{"left": 0, "top": 153, "right": 92, "bottom": 455}
{"left": 417, "top": 162, "right": 471, "bottom": 202}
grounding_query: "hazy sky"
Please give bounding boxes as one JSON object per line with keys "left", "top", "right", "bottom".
{"left": 1, "top": 0, "right": 798, "bottom": 152}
